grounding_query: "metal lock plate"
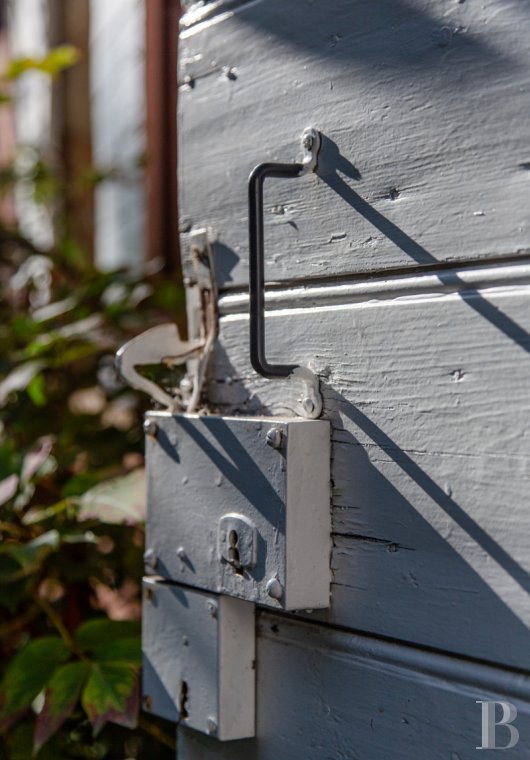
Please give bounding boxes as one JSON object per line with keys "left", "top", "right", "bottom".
{"left": 142, "top": 578, "right": 255, "bottom": 740}
{"left": 145, "top": 414, "right": 331, "bottom": 610}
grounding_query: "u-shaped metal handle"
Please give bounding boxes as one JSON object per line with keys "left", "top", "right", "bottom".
{"left": 248, "top": 128, "right": 321, "bottom": 379}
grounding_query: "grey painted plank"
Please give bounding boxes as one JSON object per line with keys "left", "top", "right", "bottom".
{"left": 179, "top": 612, "right": 530, "bottom": 759}
{"left": 179, "top": 0, "right": 530, "bottom": 290}
{"left": 204, "top": 273, "right": 530, "bottom": 669}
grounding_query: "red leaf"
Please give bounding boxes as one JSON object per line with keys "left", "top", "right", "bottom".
{"left": 81, "top": 663, "right": 138, "bottom": 734}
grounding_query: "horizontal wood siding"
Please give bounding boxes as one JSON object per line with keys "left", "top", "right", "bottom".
{"left": 205, "top": 262, "right": 530, "bottom": 670}
{"left": 178, "top": 2, "right": 530, "bottom": 756}
{"left": 179, "top": 612, "right": 530, "bottom": 759}
{"left": 179, "top": 0, "right": 530, "bottom": 290}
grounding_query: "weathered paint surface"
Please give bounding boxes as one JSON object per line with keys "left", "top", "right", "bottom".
{"left": 179, "top": 0, "right": 530, "bottom": 290}
{"left": 176, "top": 1, "right": 530, "bottom": 756}
{"left": 142, "top": 579, "right": 255, "bottom": 740}
{"left": 145, "top": 414, "right": 331, "bottom": 610}
{"left": 179, "top": 612, "right": 530, "bottom": 759}
{"left": 204, "top": 265, "right": 530, "bottom": 670}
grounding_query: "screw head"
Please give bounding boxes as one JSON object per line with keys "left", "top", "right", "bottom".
{"left": 265, "top": 427, "right": 283, "bottom": 449}
{"left": 143, "top": 548, "right": 158, "bottom": 570}
{"left": 143, "top": 419, "right": 158, "bottom": 438}
{"left": 206, "top": 600, "right": 218, "bottom": 618}
{"left": 206, "top": 717, "right": 217, "bottom": 735}
{"left": 303, "top": 133, "right": 314, "bottom": 151}
{"left": 266, "top": 577, "right": 283, "bottom": 601}
{"left": 176, "top": 546, "right": 186, "bottom": 561}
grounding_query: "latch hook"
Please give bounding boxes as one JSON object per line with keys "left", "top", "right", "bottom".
{"left": 115, "top": 232, "right": 217, "bottom": 412}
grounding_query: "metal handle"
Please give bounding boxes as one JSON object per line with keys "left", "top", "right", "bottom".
{"left": 248, "top": 128, "right": 321, "bottom": 379}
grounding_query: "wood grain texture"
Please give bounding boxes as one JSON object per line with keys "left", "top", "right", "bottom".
{"left": 205, "top": 269, "right": 530, "bottom": 669}
{"left": 178, "top": 0, "right": 530, "bottom": 290}
{"left": 179, "top": 612, "right": 530, "bottom": 759}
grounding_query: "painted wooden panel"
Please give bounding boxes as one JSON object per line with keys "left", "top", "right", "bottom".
{"left": 179, "top": 612, "right": 530, "bottom": 759}
{"left": 179, "top": 0, "right": 530, "bottom": 290}
{"left": 204, "top": 261, "right": 530, "bottom": 670}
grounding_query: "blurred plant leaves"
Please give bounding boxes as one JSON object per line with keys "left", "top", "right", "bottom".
{"left": 0, "top": 637, "right": 70, "bottom": 733}
{"left": 74, "top": 619, "right": 140, "bottom": 652}
{"left": 81, "top": 664, "right": 138, "bottom": 733}
{"left": 33, "top": 662, "right": 89, "bottom": 752}
{"left": 0, "top": 530, "right": 60, "bottom": 579}
{"left": 78, "top": 469, "right": 146, "bottom": 524}
{"left": 6, "top": 46, "right": 80, "bottom": 80}
{"left": 0, "top": 40, "right": 181, "bottom": 759}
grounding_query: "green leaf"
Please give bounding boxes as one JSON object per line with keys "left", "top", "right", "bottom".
{"left": 39, "top": 46, "right": 80, "bottom": 77}
{"left": 91, "top": 638, "right": 141, "bottom": 667}
{"left": 7, "top": 46, "right": 79, "bottom": 80}
{"left": 22, "top": 499, "right": 76, "bottom": 526}
{"left": 0, "top": 637, "right": 70, "bottom": 732}
{"left": 34, "top": 661, "right": 89, "bottom": 752}
{"left": 75, "top": 619, "right": 140, "bottom": 652}
{"left": 26, "top": 373, "right": 47, "bottom": 406}
{"left": 81, "top": 663, "right": 138, "bottom": 732}
{"left": 1, "top": 530, "right": 60, "bottom": 573}
{"left": 6, "top": 57, "right": 39, "bottom": 79}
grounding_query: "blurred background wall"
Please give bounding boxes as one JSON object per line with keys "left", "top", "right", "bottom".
{"left": 1, "top": 0, "right": 181, "bottom": 272}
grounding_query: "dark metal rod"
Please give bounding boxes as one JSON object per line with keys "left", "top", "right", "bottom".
{"left": 248, "top": 162, "right": 303, "bottom": 378}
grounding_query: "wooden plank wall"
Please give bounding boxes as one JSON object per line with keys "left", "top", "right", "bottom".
{"left": 179, "top": 0, "right": 530, "bottom": 288}
{"left": 177, "top": 0, "right": 530, "bottom": 756}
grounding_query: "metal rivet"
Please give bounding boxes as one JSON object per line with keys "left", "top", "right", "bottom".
{"left": 265, "top": 427, "right": 283, "bottom": 449}
{"left": 143, "top": 548, "right": 158, "bottom": 570}
{"left": 266, "top": 577, "right": 283, "bottom": 600}
{"left": 207, "top": 600, "right": 218, "bottom": 618}
{"left": 177, "top": 546, "right": 186, "bottom": 560}
{"left": 143, "top": 419, "right": 158, "bottom": 438}
{"left": 206, "top": 717, "right": 217, "bottom": 735}
{"left": 302, "top": 397, "right": 315, "bottom": 414}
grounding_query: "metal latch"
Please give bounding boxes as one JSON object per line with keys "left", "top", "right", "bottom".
{"left": 144, "top": 413, "right": 331, "bottom": 611}
{"left": 115, "top": 230, "right": 217, "bottom": 413}
{"left": 142, "top": 579, "right": 255, "bottom": 740}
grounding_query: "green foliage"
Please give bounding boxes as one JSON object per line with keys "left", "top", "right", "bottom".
{"left": 6, "top": 46, "right": 80, "bottom": 81}
{"left": 1, "top": 45, "right": 80, "bottom": 106}
{"left": 0, "top": 638, "right": 70, "bottom": 733}
{"left": 34, "top": 662, "right": 89, "bottom": 752}
{"left": 0, "top": 46, "right": 178, "bottom": 760}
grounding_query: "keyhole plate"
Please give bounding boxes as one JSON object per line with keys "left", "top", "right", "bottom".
{"left": 218, "top": 514, "right": 257, "bottom": 570}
